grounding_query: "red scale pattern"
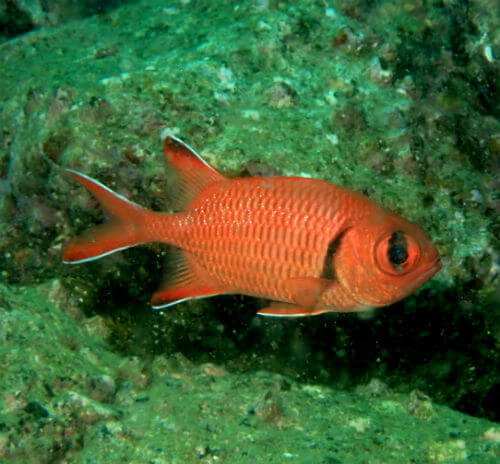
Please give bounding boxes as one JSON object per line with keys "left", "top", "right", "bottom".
{"left": 159, "top": 177, "right": 349, "bottom": 302}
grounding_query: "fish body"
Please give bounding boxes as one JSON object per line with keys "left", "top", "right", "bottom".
{"left": 63, "top": 136, "right": 441, "bottom": 316}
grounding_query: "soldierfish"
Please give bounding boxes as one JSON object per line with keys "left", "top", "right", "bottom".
{"left": 63, "top": 135, "right": 441, "bottom": 316}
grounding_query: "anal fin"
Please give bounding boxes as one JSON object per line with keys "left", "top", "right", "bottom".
{"left": 151, "top": 283, "right": 223, "bottom": 309}
{"left": 151, "top": 248, "right": 226, "bottom": 309}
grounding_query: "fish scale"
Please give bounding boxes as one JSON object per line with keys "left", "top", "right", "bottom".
{"left": 171, "top": 178, "right": 344, "bottom": 301}
{"left": 62, "top": 135, "right": 441, "bottom": 316}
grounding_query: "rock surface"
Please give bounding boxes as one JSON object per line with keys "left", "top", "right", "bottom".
{"left": 0, "top": 2, "right": 498, "bottom": 460}
{"left": 1, "top": 280, "right": 499, "bottom": 462}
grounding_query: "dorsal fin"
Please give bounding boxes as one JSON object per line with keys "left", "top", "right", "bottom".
{"left": 163, "top": 135, "right": 225, "bottom": 209}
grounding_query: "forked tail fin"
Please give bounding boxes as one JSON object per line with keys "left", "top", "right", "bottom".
{"left": 62, "top": 169, "right": 153, "bottom": 264}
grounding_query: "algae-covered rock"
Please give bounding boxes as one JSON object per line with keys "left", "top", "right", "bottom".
{"left": 0, "top": 0, "right": 130, "bottom": 42}
{"left": 0, "top": 1, "right": 498, "bottom": 458}
{"left": 1, "top": 280, "right": 499, "bottom": 463}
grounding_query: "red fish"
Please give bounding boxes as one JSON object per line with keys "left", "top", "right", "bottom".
{"left": 63, "top": 136, "right": 441, "bottom": 316}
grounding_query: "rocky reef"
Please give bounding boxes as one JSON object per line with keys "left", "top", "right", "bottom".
{"left": 1, "top": 280, "right": 499, "bottom": 462}
{"left": 0, "top": 0, "right": 498, "bottom": 461}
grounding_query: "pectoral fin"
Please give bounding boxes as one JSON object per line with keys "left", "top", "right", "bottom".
{"left": 286, "top": 277, "right": 332, "bottom": 308}
{"left": 257, "top": 277, "right": 334, "bottom": 317}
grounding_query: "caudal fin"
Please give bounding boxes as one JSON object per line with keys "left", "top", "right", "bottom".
{"left": 62, "top": 170, "right": 152, "bottom": 263}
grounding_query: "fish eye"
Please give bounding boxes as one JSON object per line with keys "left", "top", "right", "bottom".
{"left": 388, "top": 232, "right": 409, "bottom": 265}
{"left": 375, "top": 230, "right": 420, "bottom": 275}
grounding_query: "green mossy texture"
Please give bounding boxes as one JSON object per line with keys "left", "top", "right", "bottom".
{"left": 0, "top": 0, "right": 498, "bottom": 461}
{"left": 1, "top": 281, "right": 499, "bottom": 463}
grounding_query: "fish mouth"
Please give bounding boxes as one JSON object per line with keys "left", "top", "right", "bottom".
{"left": 416, "top": 256, "right": 442, "bottom": 286}
{"left": 402, "top": 256, "right": 441, "bottom": 296}
{"left": 348, "top": 257, "right": 443, "bottom": 308}
{"left": 428, "top": 256, "right": 442, "bottom": 277}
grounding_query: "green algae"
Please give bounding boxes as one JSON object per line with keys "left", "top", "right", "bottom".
{"left": 0, "top": 1, "right": 498, "bottom": 460}
{"left": 1, "top": 280, "right": 499, "bottom": 463}
{"left": 0, "top": 0, "right": 496, "bottom": 293}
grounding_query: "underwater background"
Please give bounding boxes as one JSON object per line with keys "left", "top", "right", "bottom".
{"left": 0, "top": 0, "right": 499, "bottom": 462}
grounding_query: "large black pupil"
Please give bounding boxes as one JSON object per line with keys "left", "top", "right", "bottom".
{"left": 388, "top": 232, "right": 408, "bottom": 265}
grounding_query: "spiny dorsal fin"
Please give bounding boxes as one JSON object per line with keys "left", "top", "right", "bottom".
{"left": 163, "top": 135, "right": 225, "bottom": 209}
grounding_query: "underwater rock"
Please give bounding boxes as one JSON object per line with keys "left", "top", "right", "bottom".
{"left": 265, "top": 80, "right": 300, "bottom": 109}
{"left": 0, "top": 0, "right": 498, "bottom": 443}
{"left": 0, "top": 280, "right": 498, "bottom": 461}
{"left": 408, "top": 389, "right": 437, "bottom": 420}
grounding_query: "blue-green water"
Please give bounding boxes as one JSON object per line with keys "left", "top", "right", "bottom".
{"left": 0, "top": 1, "right": 498, "bottom": 462}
